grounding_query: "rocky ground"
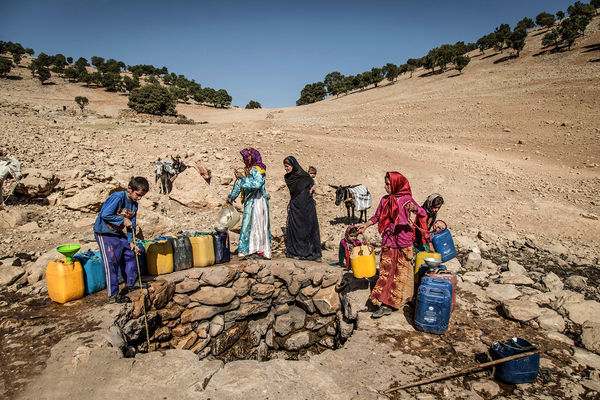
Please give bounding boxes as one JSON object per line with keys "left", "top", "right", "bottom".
{"left": 0, "top": 19, "right": 600, "bottom": 399}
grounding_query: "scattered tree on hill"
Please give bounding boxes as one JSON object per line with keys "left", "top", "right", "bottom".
{"left": 90, "top": 56, "right": 104, "bottom": 68}
{"left": 370, "top": 67, "right": 384, "bottom": 87}
{"left": 476, "top": 33, "right": 497, "bottom": 53}
{"left": 100, "top": 71, "right": 123, "bottom": 91}
{"left": 122, "top": 75, "right": 140, "bottom": 92}
{"left": 406, "top": 58, "right": 420, "bottom": 77}
{"left": 128, "top": 84, "right": 177, "bottom": 116}
{"left": 592, "top": 0, "right": 600, "bottom": 14}
{"left": 37, "top": 66, "right": 51, "bottom": 84}
{"left": 324, "top": 71, "right": 345, "bottom": 96}
{"left": 560, "top": 18, "right": 579, "bottom": 50}
{"left": 382, "top": 63, "right": 400, "bottom": 82}
{"left": 542, "top": 29, "right": 561, "bottom": 50}
{"left": 454, "top": 55, "right": 470, "bottom": 74}
{"left": 66, "top": 56, "right": 73, "bottom": 64}
{"left": 556, "top": 10, "right": 565, "bottom": 20}
{"left": 494, "top": 24, "right": 512, "bottom": 51}
{"left": 567, "top": 1, "right": 595, "bottom": 18}
{"left": 516, "top": 17, "right": 535, "bottom": 31}
{"left": 245, "top": 100, "right": 261, "bottom": 109}
{"left": 536, "top": 12, "right": 556, "bottom": 30}
{"left": 296, "top": 82, "right": 326, "bottom": 106}
{"left": 0, "top": 57, "right": 12, "bottom": 77}
{"left": 74, "top": 96, "right": 88, "bottom": 112}
{"left": 213, "top": 89, "right": 232, "bottom": 108}
{"left": 507, "top": 27, "right": 528, "bottom": 56}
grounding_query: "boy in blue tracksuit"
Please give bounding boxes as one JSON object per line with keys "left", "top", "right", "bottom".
{"left": 94, "top": 176, "right": 149, "bottom": 303}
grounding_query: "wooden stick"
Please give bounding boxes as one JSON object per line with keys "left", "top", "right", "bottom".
{"left": 383, "top": 349, "right": 541, "bottom": 394}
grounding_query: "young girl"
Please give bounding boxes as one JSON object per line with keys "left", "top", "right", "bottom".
{"left": 308, "top": 166, "right": 318, "bottom": 195}
{"left": 338, "top": 226, "right": 361, "bottom": 269}
{"left": 358, "top": 172, "right": 427, "bottom": 318}
{"left": 413, "top": 193, "right": 444, "bottom": 253}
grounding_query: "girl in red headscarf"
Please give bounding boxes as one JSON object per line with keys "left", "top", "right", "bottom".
{"left": 358, "top": 172, "right": 426, "bottom": 318}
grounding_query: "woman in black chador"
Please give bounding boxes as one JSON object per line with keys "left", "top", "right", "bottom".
{"left": 283, "top": 156, "right": 322, "bottom": 261}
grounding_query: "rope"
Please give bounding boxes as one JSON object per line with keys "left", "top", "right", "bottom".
{"left": 131, "top": 228, "right": 151, "bottom": 352}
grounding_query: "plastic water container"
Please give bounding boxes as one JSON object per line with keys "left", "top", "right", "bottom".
{"left": 169, "top": 236, "right": 193, "bottom": 271}
{"left": 212, "top": 231, "right": 230, "bottom": 264}
{"left": 146, "top": 240, "right": 174, "bottom": 275}
{"left": 431, "top": 229, "right": 456, "bottom": 262}
{"left": 414, "top": 277, "right": 452, "bottom": 334}
{"left": 350, "top": 245, "right": 376, "bottom": 278}
{"left": 189, "top": 234, "right": 215, "bottom": 267}
{"left": 414, "top": 251, "right": 441, "bottom": 274}
{"left": 46, "top": 258, "right": 85, "bottom": 303}
{"left": 426, "top": 269, "right": 457, "bottom": 312}
{"left": 73, "top": 251, "right": 106, "bottom": 295}
{"left": 490, "top": 338, "right": 539, "bottom": 384}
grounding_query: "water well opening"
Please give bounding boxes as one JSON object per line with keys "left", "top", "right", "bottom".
{"left": 117, "top": 261, "right": 358, "bottom": 362}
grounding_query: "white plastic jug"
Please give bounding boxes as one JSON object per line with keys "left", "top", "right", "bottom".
{"left": 217, "top": 204, "right": 240, "bottom": 229}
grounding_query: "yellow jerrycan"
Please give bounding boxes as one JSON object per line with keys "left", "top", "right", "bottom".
{"left": 415, "top": 251, "right": 441, "bottom": 274}
{"left": 146, "top": 240, "right": 174, "bottom": 276}
{"left": 189, "top": 233, "right": 215, "bottom": 267}
{"left": 46, "top": 258, "right": 85, "bottom": 303}
{"left": 350, "top": 240, "right": 377, "bottom": 279}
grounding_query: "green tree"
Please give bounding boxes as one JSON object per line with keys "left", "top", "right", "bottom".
{"left": 494, "top": 24, "right": 511, "bottom": 51}
{"left": 370, "top": 67, "right": 384, "bottom": 87}
{"left": 245, "top": 100, "right": 261, "bottom": 109}
{"left": 406, "top": 58, "right": 420, "bottom": 77}
{"left": 536, "top": 12, "right": 555, "bottom": 30}
{"left": 214, "top": 89, "right": 232, "bottom": 108}
{"left": 422, "top": 49, "right": 438, "bottom": 74}
{"left": 324, "top": 71, "right": 345, "bottom": 97}
{"left": 24, "top": 48, "right": 34, "bottom": 56}
{"left": 560, "top": 18, "right": 578, "bottom": 50}
{"left": 296, "top": 82, "right": 326, "bottom": 106}
{"left": 436, "top": 44, "right": 456, "bottom": 71}
{"left": 123, "top": 75, "right": 140, "bottom": 92}
{"left": 100, "top": 71, "right": 123, "bottom": 91}
{"left": 74, "top": 96, "right": 88, "bottom": 112}
{"left": 64, "top": 66, "right": 78, "bottom": 81}
{"left": 169, "top": 85, "right": 189, "bottom": 103}
{"left": 454, "top": 55, "right": 470, "bottom": 74}
{"left": 128, "top": 84, "right": 177, "bottom": 116}
{"left": 477, "top": 33, "right": 497, "bottom": 53}
{"left": 91, "top": 56, "right": 104, "bottom": 68}
{"left": 542, "top": 29, "right": 560, "bottom": 50}
{"left": 556, "top": 11, "right": 565, "bottom": 20}
{"left": 507, "top": 27, "right": 528, "bottom": 56}
{"left": 382, "top": 63, "right": 399, "bottom": 82}
{"left": 516, "top": 17, "right": 535, "bottom": 31}
{"left": 567, "top": 1, "right": 595, "bottom": 18}
{"left": 37, "top": 66, "right": 51, "bottom": 84}
{"left": 0, "top": 57, "right": 12, "bottom": 77}
{"left": 75, "top": 57, "right": 89, "bottom": 69}
{"left": 592, "top": 0, "right": 600, "bottom": 14}
{"left": 66, "top": 56, "right": 73, "bottom": 64}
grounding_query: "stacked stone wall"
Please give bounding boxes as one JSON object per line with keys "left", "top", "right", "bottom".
{"left": 115, "top": 260, "right": 355, "bottom": 361}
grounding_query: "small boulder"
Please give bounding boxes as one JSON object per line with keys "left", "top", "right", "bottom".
{"left": 14, "top": 168, "right": 59, "bottom": 197}
{"left": 169, "top": 168, "right": 221, "bottom": 209}
{"left": 502, "top": 299, "right": 543, "bottom": 322}
{"left": 485, "top": 284, "right": 521, "bottom": 302}
{"left": 581, "top": 321, "right": 600, "bottom": 354}
{"left": 543, "top": 272, "right": 564, "bottom": 293}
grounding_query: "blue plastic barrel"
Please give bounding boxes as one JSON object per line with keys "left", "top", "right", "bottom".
{"left": 414, "top": 277, "right": 452, "bottom": 334}
{"left": 490, "top": 338, "right": 539, "bottom": 384}
{"left": 74, "top": 251, "right": 107, "bottom": 295}
{"left": 431, "top": 229, "right": 456, "bottom": 262}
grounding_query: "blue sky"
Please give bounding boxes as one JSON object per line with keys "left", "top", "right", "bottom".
{"left": 1, "top": 0, "right": 577, "bottom": 108}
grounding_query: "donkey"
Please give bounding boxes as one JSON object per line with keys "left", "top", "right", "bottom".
{"left": 330, "top": 184, "right": 372, "bottom": 223}
{"left": 0, "top": 156, "right": 23, "bottom": 205}
{"left": 152, "top": 159, "right": 175, "bottom": 195}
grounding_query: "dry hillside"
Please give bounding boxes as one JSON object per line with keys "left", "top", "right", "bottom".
{"left": 1, "top": 21, "right": 599, "bottom": 264}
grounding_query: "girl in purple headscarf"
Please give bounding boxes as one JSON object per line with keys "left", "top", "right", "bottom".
{"left": 227, "top": 148, "right": 271, "bottom": 259}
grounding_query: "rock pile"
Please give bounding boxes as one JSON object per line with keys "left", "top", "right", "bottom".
{"left": 114, "top": 260, "right": 352, "bottom": 362}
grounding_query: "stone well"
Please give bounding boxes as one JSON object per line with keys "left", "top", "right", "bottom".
{"left": 116, "top": 260, "right": 359, "bottom": 362}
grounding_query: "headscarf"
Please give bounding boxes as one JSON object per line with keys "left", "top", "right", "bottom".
{"left": 378, "top": 171, "right": 412, "bottom": 234}
{"left": 341, "top": 225, "right": 361, "bottom": 268}
{"left": 284, "top": 156, "right": 313, "bottom": 199}
{"left": 422, "top": 193, "right": 443, "bottom": 230}
{"left": 240, "top": 148, "right": 266, "bottom": 174}
{"left": 307, "top": 166, "right": 317, "bottom": 173}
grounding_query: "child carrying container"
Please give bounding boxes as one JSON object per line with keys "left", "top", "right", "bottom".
{"left": 358, "top": 172, "right": 426, "bottom": 319}
{"left": 94, "top": 176, "right": 149, "bottom": 303}
{"left": 338, "top": 225, "right": 361, "bottom": 269}
{"left": 413, "top": 193, "right": 444, "bottom": 253}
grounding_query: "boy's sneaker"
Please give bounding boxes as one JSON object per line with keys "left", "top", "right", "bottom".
{"left": 112, "top": 293, "right": 132, "bottom": 304}
{"left": 371, "top": 306, "right": 392, "bottom": 319}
